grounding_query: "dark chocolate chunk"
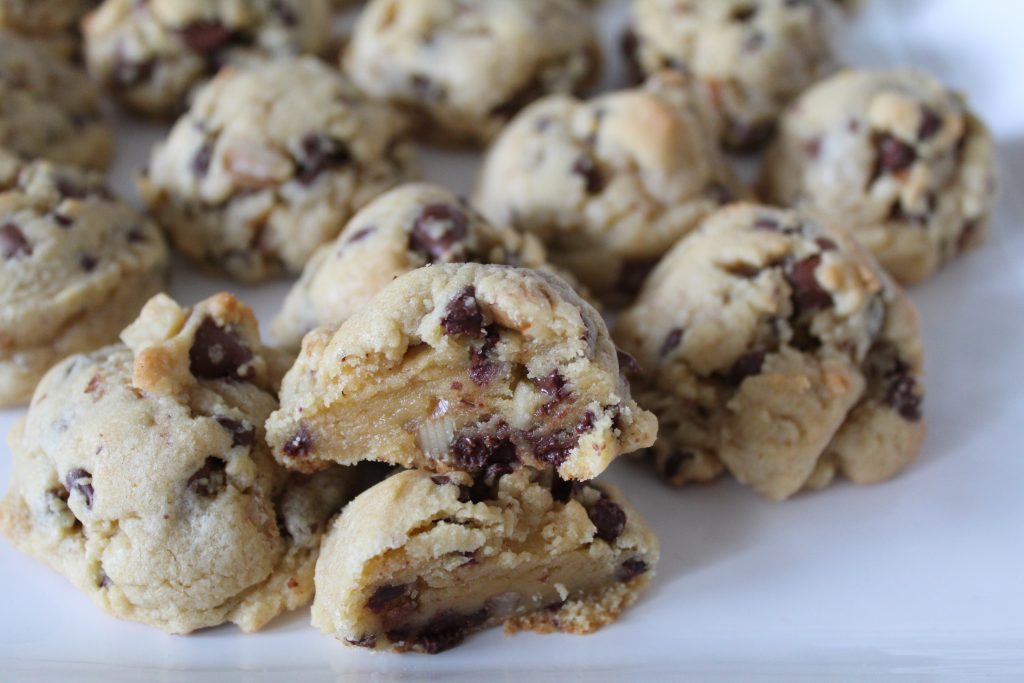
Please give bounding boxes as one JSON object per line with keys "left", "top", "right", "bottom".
{"left": 65, "top": 469, "right": 94, "bottom": 509}
{"left": 79, "top": 254, "right": 97, "bottom": 272}
{"left": 367, "top": 583, "right": 412, "bottom": 614}
{"left": 345, "top": 634, "right": 377, "bottom": 649}
{"left": 442, "top": 287, "right": 484, "bottom": 337}
{"left": 587, "top": 496, "right": 626, "bottom": 542}
{"left": 572, "top": 155, "right": 605, "bottom": 195}
{"left": 180, "top": 21, "right": 233, "bottom": 53}
{"left": 1, "top": 222, "right": 31, "bottom": 259}
{"left": 410, "top": 203, "right": 469, "bottom": 261}
{"left": 216, "top": 417, "right": 255, "bottom": 448}
{"left": 618, "top": 558, "right": 649, "bottom": 582}
{"left": 192, "top": 139, "right": 214, "bottom": 177}
{"left": 662, "top": 450, "right": 694, "bottom": 480}
{"left": 785, "top": 255, "right": 833, "bottom": 313}
{"left": 450, "top": 425, "right": 517, "bottom": 474}
{"left": 187, "top": 457, "right": 227, "bottom": 496}
{"left": 345, "top": 226, "right": 376, "bottom": 245}
{"left": 918, "top": 107, "right": 943, "bottom": 140}
{"left": 575, "top": 410, "right": 596, "bottom": 435}
{"left": 296, "top": 134, "right": 352, "bottom": 184}
{"left": 885, "top": 370, "right": 922, "bottom": 422}
{"left": 873, "top": 133, "right": 917, "bottom": 176}
{"left": 617, "top": 349, "right": 641, "bottom": 376}
{"left": 527, "top": 428, "right": 576, "bottom": 467}
{"left": 283, "top": 424, "right": 313, "bottom": 457}
{"left": 189, "top": 318, "right": 254, "bottom": 380}
{"left": 721, "top": 349, "right": 767, "bottom": 385}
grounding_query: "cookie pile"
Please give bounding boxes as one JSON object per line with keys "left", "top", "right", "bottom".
{"left": 0, "top": 0, "right": 1002, "bottom": 656}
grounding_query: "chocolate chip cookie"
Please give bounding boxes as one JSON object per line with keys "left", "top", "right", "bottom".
{"left": 343, "top": 0, "right": 600, "bottom": 145}
{"left": 312, "top": 468, "right": 659, "bottom": 653}
{"left": 0, "top": 0, "right": 97, "bottom": 59}
{"left": 0, "top": 29, "right": 114, "bottom": 169}
{"left": 267, "top": 263, "right": 657, "bottom": 481}
{"left": 138, "top": 56, "right": 417, "bottom": 282}
{"left": 615, "top": 203, "right": 924, "bottom": 501}
{"left": 475, "top": 71, "right": 742, "bottom": 306}
{"left": 83, "top": 0, "right": 332, "bottom": 117}
{"left": 271, "top": 183, "right": 558, "bottom": 350}
{"left": 760, "top": 68, "right": 999, "bottom": 284}
{"left": 0, "top": 293, "right": 357, "bottom": 634}
{"left": 624, "top": 0, "right": 840, "bottom": 151}
{"left": 0, "top": 152, "right": 168, "bottom": 407}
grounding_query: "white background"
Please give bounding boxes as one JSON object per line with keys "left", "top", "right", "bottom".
{"left": 2, "top": 1, "right": 1023, "bottom": 680}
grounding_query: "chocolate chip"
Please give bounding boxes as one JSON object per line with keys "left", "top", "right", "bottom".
{"left": 296, "top": 134, "right": 352, "bottom": 184}
{"left": 785, "top": 255, "right": 833, "bottom": 313}
{"left": 430, "top": 474, "right": 473, "bottom": 504}
{"left": 345, "top": 634, "right": 377, "bottom": 649}
{"left": 410, "top": 203, "right": 469, "bottom": 261}
{"left": 587, "top": 496, "right": 626, "bottom": 542}
{"left": 112, "top": 53, "right": 155, "bottom": 87}
{"left": 663, "top": 450, "right": 694, "bottom": 480}
{"left": 536, "top": 371, "right": 568, "bottom": 399}
{"left": 957, "top": 219, "right": 980, "bottom": 253}
{"left": 344, "top": 226, "right": 375, "bottom": 245}
{"left": 53, "top": 213, "right": 74, "bottom": 227}
{"left": 55, "top": 176, "right": 88, "bottom": 199}
{"left": 410, "top": 74, "right": 447, "bottom": 102}
{"left": 873, "top": 133, "right": 917, "bottom": 176}
{"left": 885, "top": 370, "right": 922, "bottom": 421}
{"left": 731, "top": 5, "right": 758, "bottom": 21}
{"left": 126, "top": 226, "right": 147, "bottom": 243}
{"left": 754, "top": 216, "right": 781, "bottom": 232}
{"left": 216, "top": 417, "right": 255, "bottom": 448}
{"left": 367, "top": 583, "right": 413, "bottom": 616}
{"left": 451, "top": 426, "right": 517, "bottom": 474}
{"left": 187, "top": 457, "right": 227, "bottom": 496}
{"left": 192, "top": 139, "right": 214, "bottom": 177}
{"left": 550, "top": 475, "right": 578, "bottom": 504}
{"left": 815, "top": 237, "right": 838, "bottom": 251}
{"left": 527, "top": 428, "right": 576, "bottom": 467}
{"left": 618, "top": 558, "right": 649, "bottom": 582}
{"left": 283, "top": 424, "right": 313, "bottom": 457}
{"left": 575, "top": 410, "right": 596, "bottom": 434}
{"left": 1, "top": 222, "right": 31, "bottom": 259}
{"left": 180, "top": 21, "right": 233, "bottom": 53}
{"left": 65, "top": 469, "right": 94, "bottom": 509}
{"left": 79, "top": 254, "right": 97, "bottom": 272}
{"left": 189, "top": 318, "right": 254, "bottom": 380}
{"left": 918, "top": 107, "right": 943, "bottom": 140}
{"left": 269, "top": 0, "right": 298, "bottom": 26}
{"left": 620, "top": 29, "right": 644, "bottom": 84}
{"left": 727, "top": 120, "right": 775, "bottom": 152}
{"left": 97, "top": 569, "right": 113, "bottom": 588}
{"left": 721, "top": 349, "right": 767, "bottom": 385}
{"left": 442, "top": 287, "right": 484, "bottom": 337}
{"left": 725, "top": 261, "right": 761, "bottom": 279}
{"left": 468, "top": 326, "right": 501, "bottom": 385}
{"left": 659, "top": 328, "right": 684, "bottom": 358}
{"left": 572, "top": 155, "right": 605, "bottom": 195}
{"left": 392, "top": 608, "right": 489, "bottom": 655}
{"left": 617, "top": 349, "right": 641, "bottom": 376}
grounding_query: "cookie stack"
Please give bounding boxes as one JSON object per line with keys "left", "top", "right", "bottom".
{"left": 0, "top": 0, "right": 1004, "bottom": 658}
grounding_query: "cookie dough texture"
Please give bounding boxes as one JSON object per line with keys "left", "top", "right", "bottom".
{"left": 267, "top": 263, "right": 657, "bottom": 481}
{"left": 272, "top": 183, "right": 557, "bottom": 350}
{"left": 0, "top": 153, "right": 168, "bottom": 407}
{"left": 138, "top": 56, "right": 417, "bottom": 282}
{"left": 0, "top": 29, "right": 114, "bottom": 169}
{"left": 475, "top": 71, "right": 742, "bottom": 305}
{"left": 0, "top": 0, "right": 97, "bottom": 59}
{"left": 760, "top": 68, "right": 998, "bottom": 284}
{"left": 0, "top": 293, "right": 357, "bottom": 634}
{"left": 312, "top": 468, "right": 659, "bottom": 653}
{"left": 83, "top": 0, "right": 332, "bottom": 116}
{"left": 343, "top": 0, "right": 600, "bottom": 145}
{"left": 615, "top": 204, "right": 925, "bottom": 501}
{"left": 625, "top": 0, "right": 839, "bottom": 151}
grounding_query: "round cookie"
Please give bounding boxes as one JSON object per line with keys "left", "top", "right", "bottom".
{"left": 138, "top": 56, "right": 417, "bottom": 282}
{"left": 267, "top": 263, "right": 657, "bottom": 482}
{"left": 624, "top": 0, "right": 839, "bottom": 151}
{"left": 0, "top": 0, "right": 97, "bottom": 59}
{"left": 0, "top": 152, "right": 168, "bottom": 408}
{"left": 0, "top": 29, "right": 114, "bottom": 169}
{"left": 615, "top": 203, "right": 924, "bottom": 501}
{"left": 272, "top": 183, "right": 557, "bottom": 350}
{"left": 313, "top": 468, "right": 659, "bottom": 653}
{"left": 760, "top": 68, "right": 999, "bottom": 284}
{"left": 83, "top": 0, "right": 332, "bottom": 117}
{"left": 0, "top": 293, "right": 357, "bottom": 634}
{"left": 475, "top": 71, "right": 742, "bottom": 305}
{"left": 343, "top": 0, "right": 600, "bottom": 145}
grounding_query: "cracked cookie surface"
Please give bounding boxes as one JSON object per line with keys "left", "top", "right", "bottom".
{"left": 84, "top": 0, "right": 331, "bottom": 116}
{"left": 139, "top": 56, "right": 417, "bottom": 282}
{"left": 615, "top": 203, "right": 924, "bottom": 501}
{"left": 0, "top": 152, "right": 168, "bottom": 407}
{"left": 343, "top": 0, "right": 600, "bottom": 145}
{"left": 0, "top": 293, "right": 356, "bottom": 634}
{"left": 272, "top": 183, "right": 559, "bottom": 350}
{"left": 624, "top": 0, "right": 839, "bottom": 151}
{"left": 760, "top": 68, "right": 999, "bottom": 284}
{"left": 312, "top": 468, "right": 659, "bottom": 653}
{"left": 475, "top": 71, "right": 741, "bottom": 305}
{"left": 0, "top": 29, "right": 114, "bottom": 169}
{"left": 267, "top": 263, "right": 657, "bottom": 481}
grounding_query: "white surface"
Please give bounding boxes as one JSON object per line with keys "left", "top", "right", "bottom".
{"left": 3, "top": 1, "right": 1024, "bottom": 680}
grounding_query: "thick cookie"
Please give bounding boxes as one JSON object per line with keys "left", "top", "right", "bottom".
{"left": 138, "top": 56, "right": 417, "bottom": 282}
{"left": 343, "top": 0, "right": 599, "bottom": 145}
{"left": 624, "top": 0, "right": 839, "bottom": 151}
{"left": 0, "top": 29, "right": 114, "bottom": 169}
{"left": 615, "top": 203, "right": 924, "bottom": 501}
{"left": 0, "top": 0, "right": 97, "bottom": 59}
{"left": 0, "top": 152, "right": 168, "bottom": 407}
{"left": 0, "top": 293, "right": 357, "bottom": 634}
{"left": 271, "top": 183, "right": 558, "bottom": 350}
{"left": 475, "top": 71, "right": 741, "bottom": 305}
{"left": 312, "top": 468, "right": 659, "bottom": 653}
{"left": 267, "top": 263, "right": 657, "bottom": 481}
{"left": 760, "top": 68, "right": 999, "bottom": 284}
{"left": 83, "top": 0, "right": 332, "bottom": 116}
